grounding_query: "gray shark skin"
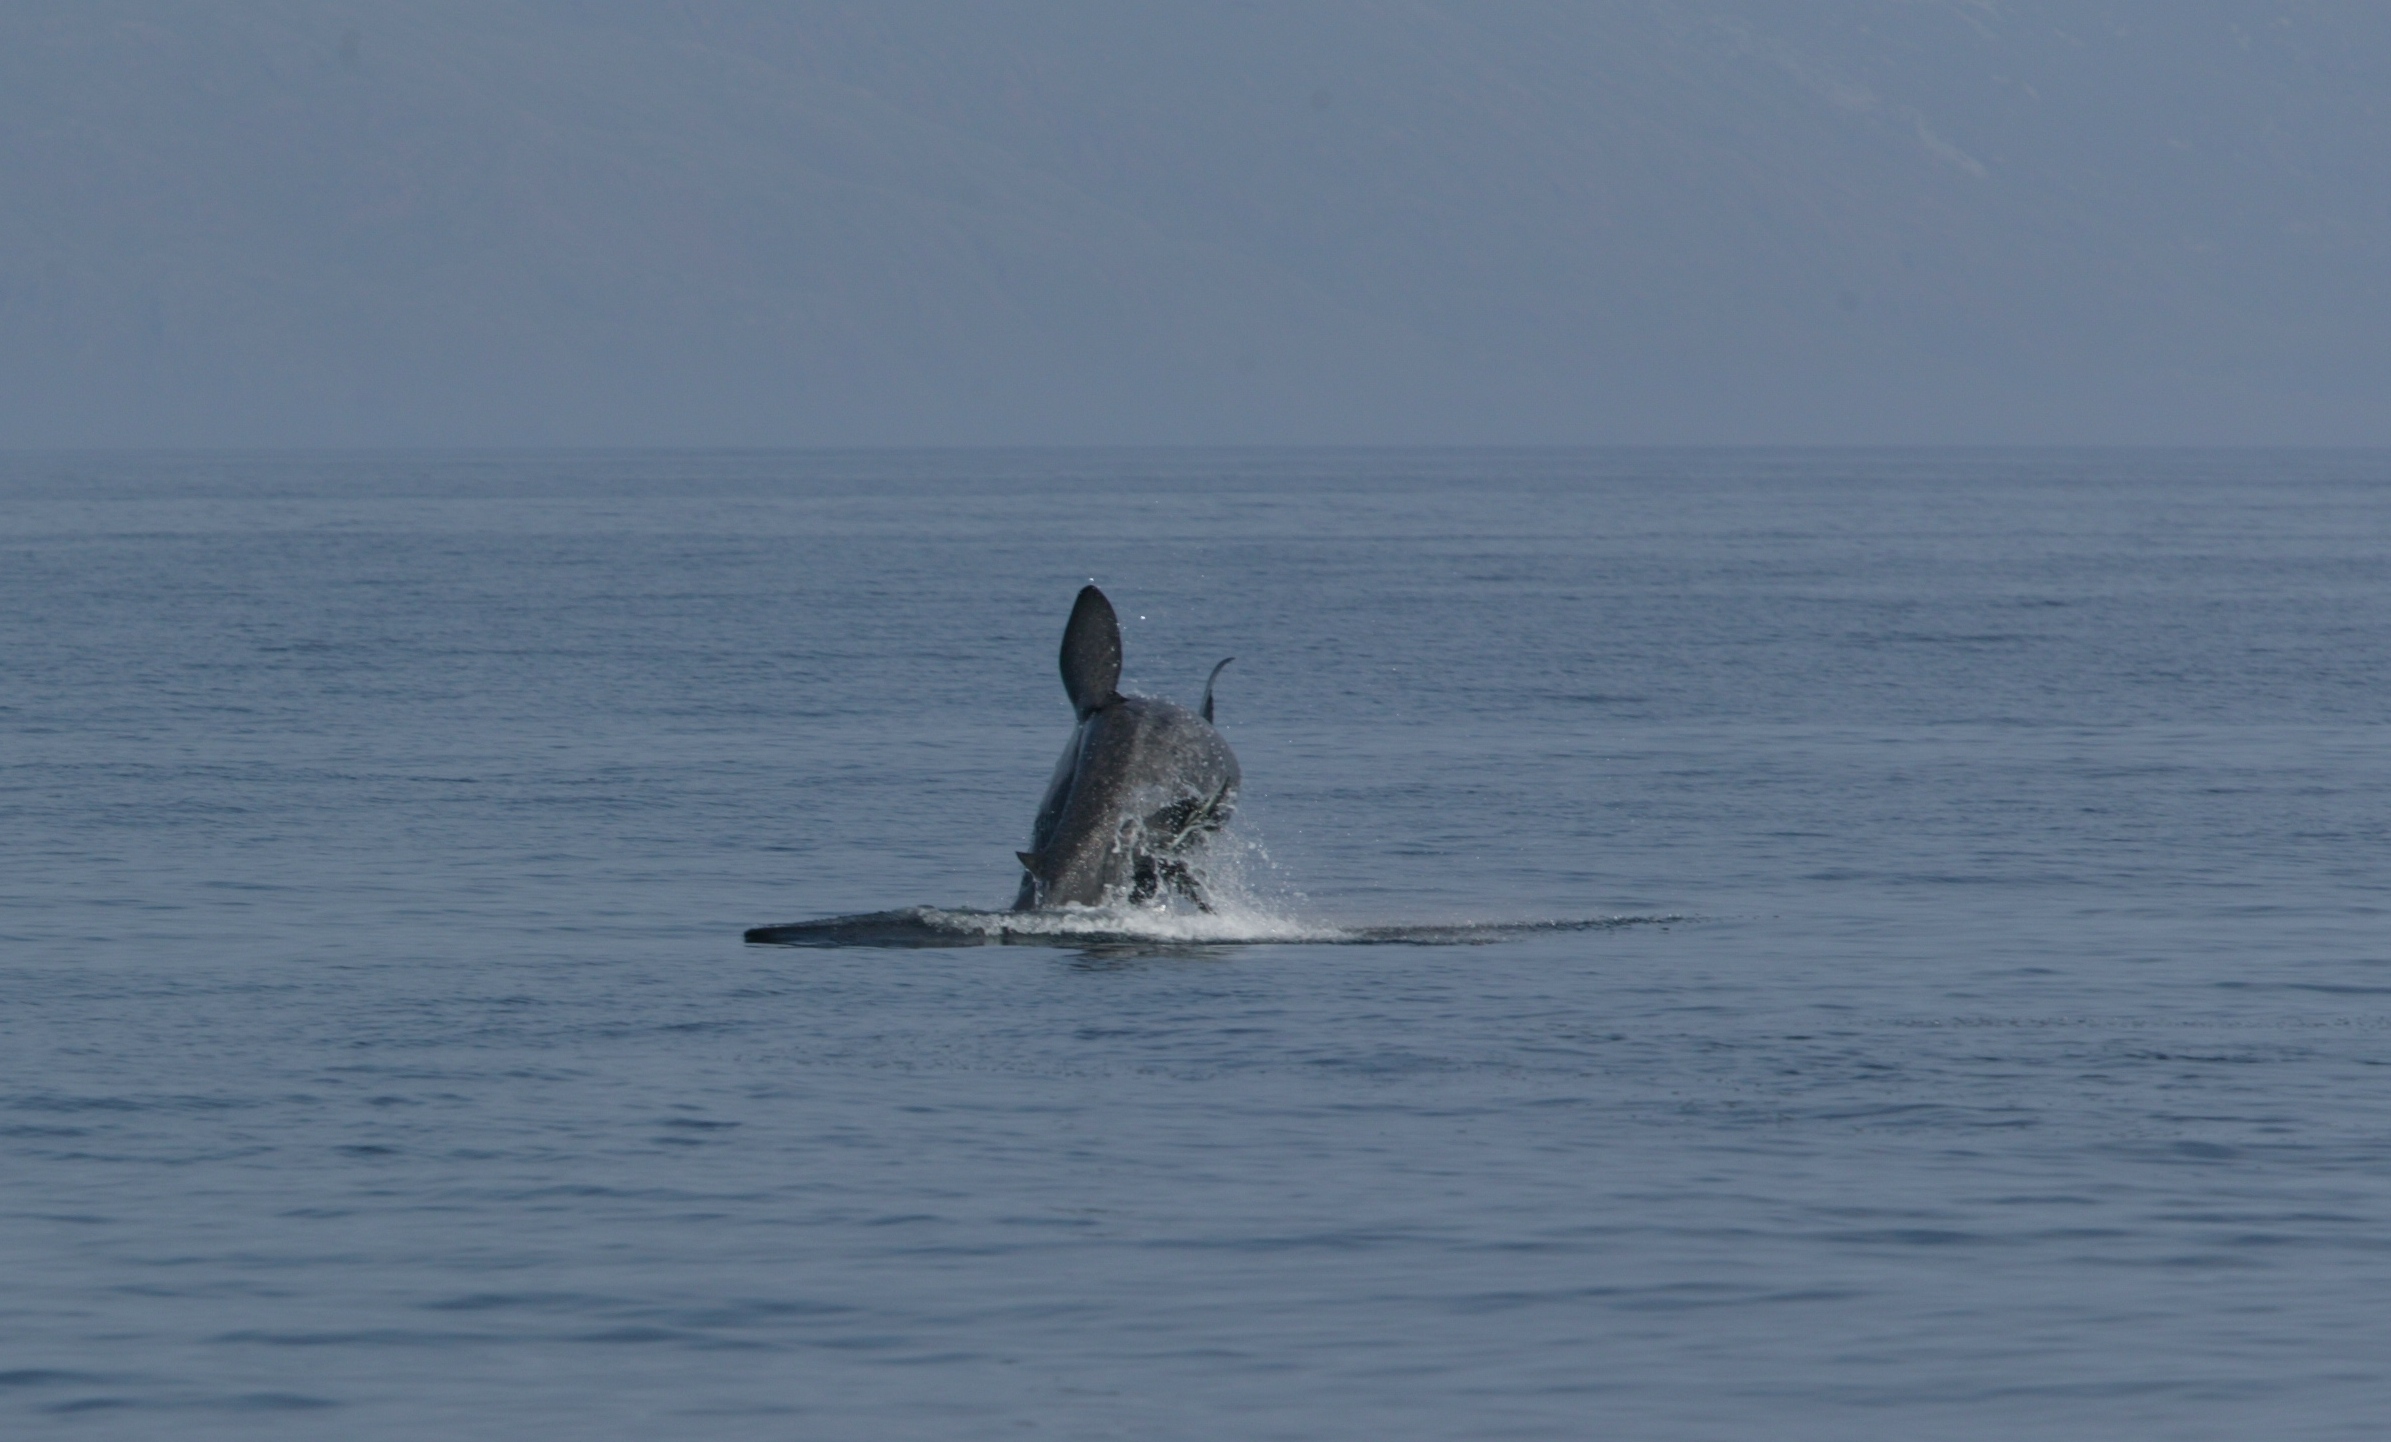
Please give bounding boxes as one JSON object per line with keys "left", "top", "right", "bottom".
{"left": 1013, "top": 586, "right": 1240, "bottom": 911}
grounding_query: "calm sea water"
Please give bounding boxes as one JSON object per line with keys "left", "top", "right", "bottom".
{"left": 5, "top": 448, "right": 2390, "bottom": 1440}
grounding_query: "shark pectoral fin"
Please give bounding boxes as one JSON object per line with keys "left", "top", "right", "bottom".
{"left": 1196, "top": 779, "right": 1236, "bottom": 834}
{"left": 1201, "top": 657, "right": 1234, "bottom": 723}
{"left": 1017, "top": 850, "right": 1042, "bottom": 872}
{"left": 1060, "top": 585, "right": 1123, "bottom": 717}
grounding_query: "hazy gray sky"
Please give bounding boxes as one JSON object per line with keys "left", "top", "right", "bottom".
{"left": 5, "top": 2, "right": 2386, "bottom": 446}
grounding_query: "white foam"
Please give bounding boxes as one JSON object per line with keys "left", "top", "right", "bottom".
{"left": 941, "top": 821, "right": 1340, "bottom": 943}
{"left": 917, "top": 900, "right": 1350, "bottom": 946}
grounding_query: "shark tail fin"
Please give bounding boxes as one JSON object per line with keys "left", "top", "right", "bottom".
{"left": 1201, "top": 657, "right": 1234, "bottom": 724}
{"left": 1060, "top": 585, "right": 1123, "bottom": 717}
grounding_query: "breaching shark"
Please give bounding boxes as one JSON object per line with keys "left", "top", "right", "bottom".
{"left": 1013, "top": 586, "right": 1240, "bottom": 911}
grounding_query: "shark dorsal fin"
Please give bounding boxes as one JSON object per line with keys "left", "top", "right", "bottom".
{"left": 1060, "top": 585, "right": 1123, "bottom": 718}
{"left": 1201, "top": 657, "right": 1234, "bottom": 724}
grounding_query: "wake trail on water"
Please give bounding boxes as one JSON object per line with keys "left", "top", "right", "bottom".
{"left": 742, "top": 906, "right": 1683, "bottom": 950}
{"left": 745, "top": 830, "right": 1680, "bottom": 949}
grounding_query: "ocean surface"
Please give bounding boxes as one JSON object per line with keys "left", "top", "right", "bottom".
{"left": 5, "top": 447, "right": 2390, "bottom": 1440}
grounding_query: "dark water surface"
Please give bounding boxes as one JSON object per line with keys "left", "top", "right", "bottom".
{"left": 6, "top": 449, "right": 2391, "bottom": 1439}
